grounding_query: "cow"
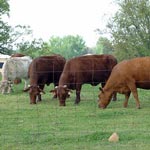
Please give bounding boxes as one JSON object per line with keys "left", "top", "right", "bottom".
{"left": 23, "top": 55, "right": 66, "bottom": 104}
{"left": 0, "top": 56, "right": 32, "bottom": 94}
{"left": 51, "top": 54, "right": 117, "bottom": 106}
{"left": 98, "top": 57, "right": 150, "bottom": 109}
{"left": 11, "top": 53, "right": 26, "bottom": 57}
{"left": 11, "top": 53, "right": 26, "bottom": 84}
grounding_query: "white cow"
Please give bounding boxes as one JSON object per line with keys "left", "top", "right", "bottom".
{"left": 0, "top": 56, "right": 32, "bottom": 94}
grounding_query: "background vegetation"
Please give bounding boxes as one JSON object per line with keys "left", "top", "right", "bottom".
{"left": 1, "top": 0, "right": 150, "bottom": 60}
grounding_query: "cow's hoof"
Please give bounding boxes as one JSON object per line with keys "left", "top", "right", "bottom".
{"left": 74, "top": 102, "right": 79, "bottom": 105}
{"left": 137, "top": 106, "right": 141, "bottom": 109}
{"left": 59, "top": 104, "right": 66, "bottom": 106}
{"left": 30, "top": 102, "right": 36, "bottom": 104}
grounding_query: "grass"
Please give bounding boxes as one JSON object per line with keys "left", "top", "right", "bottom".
{"left": 0, "top": 83, "right": 150, "bottom": 150}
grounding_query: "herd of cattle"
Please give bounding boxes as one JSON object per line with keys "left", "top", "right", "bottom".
{"left": 0, "top": 53, "right": 150, "bottom": 109}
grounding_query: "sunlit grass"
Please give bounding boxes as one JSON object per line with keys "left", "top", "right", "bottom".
{"left": 0, "top": 83, "right": 150, "bottom": 150}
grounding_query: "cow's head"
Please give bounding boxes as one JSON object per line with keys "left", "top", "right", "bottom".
{"left": 98, "top": 87, "right": 112, "bottom": 109}
{"left": 23, "top": 85, "right": 45, "bottom": 104}
{"left": 50, "top": 85, "right": 72, "bottom": 106}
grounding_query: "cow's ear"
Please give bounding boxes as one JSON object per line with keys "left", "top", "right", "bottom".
{"left": 39, "top": 88, "right": 45, "bottom": 94}
{"left": 23, "top": 87, "right": 30, "bottom": 92}
{"left": 63, "top": 85, "right": 67, "bottom": 89}
{"left": 99, "top": 87, "right": 104, "bottom": 93}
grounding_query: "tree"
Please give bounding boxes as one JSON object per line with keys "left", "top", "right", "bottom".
{"left": 0, "top": 0, "right": 9, "bottom": 15}
{"left": 94, "top": 37, "right": 113, "bottom": 54}
{"left": 16, "top": 38, "right": 44, "bottom": 58}
{"left": 42, "top": 35, "right": 86, "bottom": 59}
{"left": 105, "top": 0, "right": 150, "bottom": 61}
{"left": 0, "top": 0, "right": 11, "bottom": 54}
{"left": 0, "top": 0, "right": 33, "bottom": 55}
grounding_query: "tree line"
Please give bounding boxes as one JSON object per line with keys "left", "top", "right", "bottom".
{"left": 1, "top": 0, "right": 150, "bottom": 61}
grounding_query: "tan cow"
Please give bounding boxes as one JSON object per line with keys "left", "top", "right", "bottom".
{"left": 98, "top": 57, "right": 150, "bottom": 109}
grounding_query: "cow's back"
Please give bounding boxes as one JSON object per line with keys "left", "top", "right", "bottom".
{"left": 29, "top": 55, "right": 66, "bottom": 85}
{"left": 11, "top": 53, "right": 26, "bottom": 57}
{"left": 2, "top": 56, "right": 32, "bottom": 80}
{"left": 59, "top": 54, "right": 117, "bottom": 86}
{"left": 109, "top": 57, "right": 150, "bottom": 88}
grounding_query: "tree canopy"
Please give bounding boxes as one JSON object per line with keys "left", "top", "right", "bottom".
{"left": 0, "top": 0, "right": 34, "bottom": 55}
{"left": 105, "top": 0, "right": 150, "bottom": 61}
{"left": 94, "top": 37, "right": 113, "bottom": 54}
{"left": 42, "top": 35, "right": 87, "bottom": 59}
{"left": 0, "top": 0, "right": 11, "bottom": 54}
{"left": 0, "top": 0, "right": 9, "bottom": 15}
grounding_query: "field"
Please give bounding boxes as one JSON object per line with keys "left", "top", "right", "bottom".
{"left": 0, "top": 83, "right": 150, "bottom": 150}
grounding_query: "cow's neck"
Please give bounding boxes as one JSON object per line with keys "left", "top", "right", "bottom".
{"left": 103, "top": 81, "right": 115, "bottom": 98}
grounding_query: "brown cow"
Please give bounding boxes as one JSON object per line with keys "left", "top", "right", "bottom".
{"left": 51, "top": 54, "right": 117, "bottom": 106}
{"left": 11, "top": 53, "right": 26, "bottom": 57}
{"left": 24, "top": 55, "right": 66, "bottom": 104}
{"left": 98, "top": 57, "right": 150, "bottom": 109}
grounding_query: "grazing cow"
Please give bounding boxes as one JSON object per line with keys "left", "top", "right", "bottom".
{"left": 0, "top": 56, "right": 32, "bottom": 94}
{"left": 24, "top": 55, "right": 66, "bottom": 104}
{"left": 51, "top": 54, "right": 117, "bottom": 106}
{"left": 98, "top": 57, "right": 150, "bottom": 109}
{"left": 11, "top": 53, "right": 26, "bottom": 57}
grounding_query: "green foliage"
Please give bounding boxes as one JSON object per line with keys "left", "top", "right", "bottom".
{"left": 0, "top": 0, "right": 11, "bottom": 54}
{"left": 95, "top": 37, "right": 113, "bottom": 54}
{"left": 42, "top": 35, "right": 87, "bottom": 59}
{"left": 16, "top": 38, "right": 44, "bottom": 58}
{"left": 0, "top": 0, "right": 9, "bottom": 15}
{"left": 0, "top": 0, "right": 33, "bottom": 55}
{"left": 0, "top": 83, "right": 150, "bottom": 149}
{"left": 0, "top": 20, "right": 11, "bottom": 54}
{"left": 106, "top": 0, "right": 150, "bottom": 61}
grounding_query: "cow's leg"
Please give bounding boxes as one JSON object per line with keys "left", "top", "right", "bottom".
{"left": 101, "top": 82, "right": 105, "bottom": 88}
{"left": 123, "top": 92, "right": 131, "bottom": 108}
{"left": 37, "top": 94, "right": 42, "bottom": 102}
{"left": 128, "top": 82, "right": 140, "bottom": 109}
{"left": 112, "top": 92, "right": 117, "bottom": 101}
{"left": 37, "top": 84, "right": 45, "bottom": 102}
{"left": 0, "top": 84, "right": 5, "bottom": 94}
{"left": 7, "top": 85, "right": 12, "bottom": 93}
{"left": 75, "top": 84, "right": 82, "bottom": 104}
{"left": 24, "top": 79, "right": 29, "bottom": 90}
{"left": 2, "top": 87, "right": 6, "bottom": 94}
{"left": 52, "top": 83, "right": 58, "bottom": 99}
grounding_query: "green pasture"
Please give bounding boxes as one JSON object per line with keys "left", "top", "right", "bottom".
{"left": 0, "top": 83, "right": 150, "bottom": 150}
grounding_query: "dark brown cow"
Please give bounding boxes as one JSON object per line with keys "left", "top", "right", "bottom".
{"left": 24, "top": 55, "right": 66, "bottom": 104}
{"left": 11, "top": 53, "right": 26, "bottom": 57}
{"left": 98, "top": 57, "right": 150, "bottom": 109}
{"left": 51, "top": 54, "right": 117, "bottom": 106}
